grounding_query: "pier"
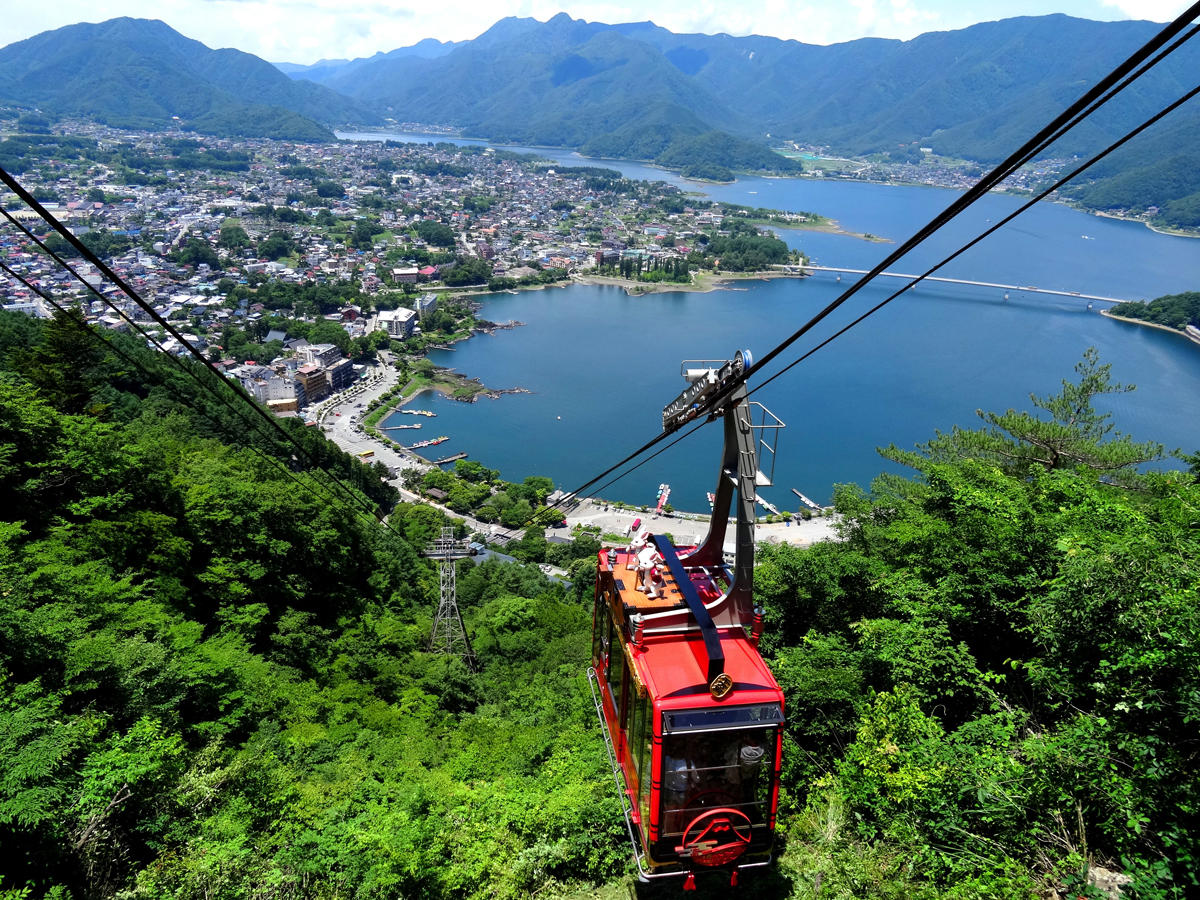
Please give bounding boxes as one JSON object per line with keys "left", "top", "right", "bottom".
{"left": 756, "top": 496, "right": 783, "bottom": 516}
{"left": 797, "top": 265, "right": 1138, "bottom": 305}
{"left": 792, "top": 488, "right": 823, "bottom": 511}
{"left": 433, "top": 452, "right": 469, "bottom": 465}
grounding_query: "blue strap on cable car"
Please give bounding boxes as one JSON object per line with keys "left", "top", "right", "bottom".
{"left": 651, "top": 534, "right": 725, "bottom": 683}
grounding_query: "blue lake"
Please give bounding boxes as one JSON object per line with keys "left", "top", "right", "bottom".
{"left": 343, "top": 132, "right": 1200, "bottom": 512}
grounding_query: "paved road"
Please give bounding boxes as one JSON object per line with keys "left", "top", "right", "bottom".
{"left": 313, "top": 357, "right": 426, "bottom": 477}
{"left": 559, "top": 498, "right": 838, "bottom": 550}
{"left": 311, "top": 361, "right": 525, "bottom": 541}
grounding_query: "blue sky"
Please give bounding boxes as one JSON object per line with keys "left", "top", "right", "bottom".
{"left": 0, "top": 0, "right": 1186, "bottom": 65}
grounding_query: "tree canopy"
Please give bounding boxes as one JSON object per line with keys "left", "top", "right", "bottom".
{"left": 1, "top": 316, "right": 1196, "bottom": 900}
{"left": 1110, "top": 291, "right": 1200, "bottom": 331}
{"left": 0, "top": 309, "right": 624, "bottom": 900}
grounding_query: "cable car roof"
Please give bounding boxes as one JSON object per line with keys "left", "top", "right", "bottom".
{"left": 631, "top": 630, "right": 783, "bottom": 712}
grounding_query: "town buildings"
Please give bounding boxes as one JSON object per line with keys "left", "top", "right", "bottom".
{"left": 0, "top": 119, "right": 823, "bottom": 417}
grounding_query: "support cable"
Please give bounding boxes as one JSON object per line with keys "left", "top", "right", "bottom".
{"left": 722, "top": 4, "right": 1200, "bottom": 410}
{"left": 0, "top": 200, "right": 403, "bottom": 533}
{"left": 744, "top": 79, "right": 1200, "bottom": 405}
{"left": 577, "top": 75, "right": 1200, "bottom": 514}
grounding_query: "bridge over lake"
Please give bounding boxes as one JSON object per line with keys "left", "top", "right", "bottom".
{"left": 795, "top": 265, "right": 1138, "bottom": 304}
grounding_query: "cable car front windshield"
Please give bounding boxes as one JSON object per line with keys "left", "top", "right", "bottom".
{"left": 663, "top": 703, "right": 783, "bottom": 734}
{"left": 659, "top": 727, "right": 778, "bottom": 840}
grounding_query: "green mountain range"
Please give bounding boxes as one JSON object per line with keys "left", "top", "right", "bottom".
{"left": 0, "top": 18, "right": 377, "bottom": 141}
{"left": 277, "top": 38, "right": 465, "bottom": 83}
{"left": 2, "top": 14, "right": 1199, "bottom": 219}
{"left": 307, "top": 14, "right": 797, "bottom": 176}
{"left": 288, "top": 12, "right": 1200, "bottom": 216}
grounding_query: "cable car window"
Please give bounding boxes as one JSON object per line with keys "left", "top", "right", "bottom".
{"left": 659, "top": 728, "right": 778, "bottom": 838}
{"left": 662, "top": 703, "right": 783, "bottom": 733}
{"left": 630, "top": 694, "right": 645, "bottom": 774}
{"left": 622, "top": 672, "right": 636, "bottom": 742}
{"left": 591, "top": 590, "right": 605, "bottom": 663}
{"left": 607, "top": 623, "right": 625, "bottom": 700}
{"left": 638, "top": 697, "right": 653, "bottom": 824}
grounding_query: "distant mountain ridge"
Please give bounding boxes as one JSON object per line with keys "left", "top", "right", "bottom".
{"left": 0, "top": 18, "right": 378, "bottom": 141}
{"left": 3, "top": 14, "right": 1198, "bottom": 222}
{"left": 276, "top": 38, "right": 465, "bottom": 85}
{"left": 296, "top": 13, "right": 798, "bottom": 176}
{"left": 293, "top": 12, "right": 1199, "bottom": 160}
{"left": 279, "top": 12, "right": 1200, "bottom": 219}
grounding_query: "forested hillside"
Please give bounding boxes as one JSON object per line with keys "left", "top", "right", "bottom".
{"left": 0, "top": 18, "right": 375, "bottom": 140}
{"left": 285, "top": 12, "right": 1200, "bottom": 210}
{"left": 1062, "top": 118, "right": 1200, "bottom": 229}
{"left": 0, "top": 310, "right": 622, "bottom": 899}
{"left": 1, "top": 311, "right": 1197, "bottom": 900}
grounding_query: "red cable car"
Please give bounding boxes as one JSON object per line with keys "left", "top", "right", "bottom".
{"left": 589, "top": 350, "right": 786, "bottom": 887}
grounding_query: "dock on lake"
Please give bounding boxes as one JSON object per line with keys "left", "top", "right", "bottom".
{"left": 434, "top": 452, "right": 468, "bottom": 465}
{"left": 792, "top": 488, "right": 824, "bottom": 511}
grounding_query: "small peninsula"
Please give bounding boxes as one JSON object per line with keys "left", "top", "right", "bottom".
{"left": 1104, "top": 291, "right": 1200, "bottom": 346}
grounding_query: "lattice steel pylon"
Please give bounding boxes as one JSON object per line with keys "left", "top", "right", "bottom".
{"left": 423, "top": 528, "right": 477, "bottom": 669}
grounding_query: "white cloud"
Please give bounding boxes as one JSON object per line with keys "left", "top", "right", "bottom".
{"left": 1100, "top": 0, "right": 1186, "bottom": 20}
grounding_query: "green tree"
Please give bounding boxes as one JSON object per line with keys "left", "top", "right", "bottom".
{"left": 442, "top": 258, "right": 492, "bottom": 286}
{"left": 307, "top": 320, "right": 350, "bottom": 355}
{"left": 349, "top": 335, "right": 376, "bottom": 361}
{"left": 19, "top": 307, "right": 110, "bottom": 415}
{"left": 259, "top": 230, "right": 294, "bottom": 261}
{"left": 175, "top": 238, "right": 218, "bottom": 268}
{"left": 80, "top": 230, "right": 132, "bottom": 260}
{"left": 500, "top": 498, "right": 534, "bottom": 528}
{"left": 218, "top": 223, "right": 250, "bottom": 250}
{"left": 414, "top": 219, "right": 456, "bottom": 248}
{"left": 454, "top": 460, "right": 497, "bottom": 483}
{"left": 344, "top": 218, "right": 384, "bottom": 251}
{"left": 884, "top": 348, "right": 1163, "bottom": 480}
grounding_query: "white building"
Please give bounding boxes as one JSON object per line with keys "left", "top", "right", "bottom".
{"left": 302, "top": 343, "right": 343, "bottom": 367}
{"left": 377, "top": 307, "right": 417, "bottom": 339}
{"left": 232, "top": 364, "right": 297, "bottom": 404}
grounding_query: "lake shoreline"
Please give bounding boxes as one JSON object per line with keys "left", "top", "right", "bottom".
{"left": 1089, "top": 209, "right": 1200, "bottom": 240}
{"left": 338, "top": 129, "right": 1200, "bottom": 240}
{"left": 570, "top": 270, "right": 810, "bottom": 296}
{"left": 1100, "top": 309, "right": 1200, "bottom": 347}
{"left": 337, "top": 137, "right": 1200, "bottom": 508}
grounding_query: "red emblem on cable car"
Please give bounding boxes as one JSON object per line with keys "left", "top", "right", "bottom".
{"left": 676, "top": 807, "right": 753, "bottom": 866}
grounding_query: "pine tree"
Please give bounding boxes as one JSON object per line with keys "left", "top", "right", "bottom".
{"left": 22, "top": 307, "right": 110, "bottom": 415}
{"left": 883, "top": 348, "right": 1164, "bottom": 481}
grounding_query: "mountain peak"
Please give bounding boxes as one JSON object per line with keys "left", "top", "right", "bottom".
{"left": 0, "top": 16, "right": 375, "bottom": 140}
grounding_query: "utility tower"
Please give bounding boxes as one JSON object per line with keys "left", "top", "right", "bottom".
{"left": 423, "top": 528, "right": 476, "bottom": 669}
